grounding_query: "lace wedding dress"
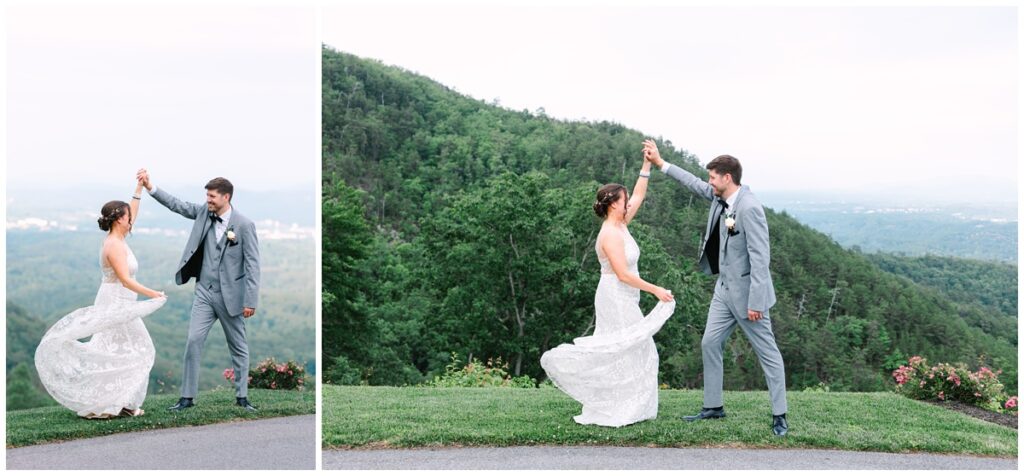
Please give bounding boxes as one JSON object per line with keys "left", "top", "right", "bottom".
{"left": 35, "top": 243, "right": 165, "bottom": 418}
{"left": 540, "top": 225, "right": 675, "bottom": 427}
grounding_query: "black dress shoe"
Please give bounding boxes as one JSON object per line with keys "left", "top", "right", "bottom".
{"left": 682, "top": 407, "right": 726, "bottom": 422}
{"left": 772, "top": 414, "right": 788, "bottom": 436}
{"left": 236, "top": 397, "right": 257, "bottom": 412}
{"left": 168, "top": 397, "right": 194, "bottom": 412}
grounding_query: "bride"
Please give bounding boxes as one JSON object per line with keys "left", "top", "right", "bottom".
{"left": 35, "top": 178, "right": 167, "bottom": 419}
{"left": 540, "top": 153, "right": 676, "bottom": 427}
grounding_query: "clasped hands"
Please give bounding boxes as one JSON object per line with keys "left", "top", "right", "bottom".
{"left": 641, "top": 139, "right": 665, "bottom": 168}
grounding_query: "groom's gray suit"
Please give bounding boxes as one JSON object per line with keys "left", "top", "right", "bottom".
{"left": 663, "top": 164, "right": 787, "bottom": 416}
{"left": 151, "top": 187, "right": 261, "bottom": 399}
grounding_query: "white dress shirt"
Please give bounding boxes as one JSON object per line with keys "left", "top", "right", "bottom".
{"left": 213, "top": 208, "right": 232, "bottom": 242}
{"left": 723, "top": 188, "right": 738, "bottom": 211}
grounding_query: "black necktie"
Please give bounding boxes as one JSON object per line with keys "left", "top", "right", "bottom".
{"left": 210, "top": 213, "right": 223, "bottom": 223}
{"left": 718, "top": 199, "right": 728, "bottom": 211}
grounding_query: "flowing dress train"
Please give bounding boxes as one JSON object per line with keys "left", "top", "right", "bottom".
{"left": 35, "top": 243, "right": 165, "bottom": 418}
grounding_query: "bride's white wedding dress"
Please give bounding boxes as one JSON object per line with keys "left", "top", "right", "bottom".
{"left": 35, "top": 243, "right": 166, "bottom": 418}
{"left": 541, "top": 225, "right": 675, "bottom": 427}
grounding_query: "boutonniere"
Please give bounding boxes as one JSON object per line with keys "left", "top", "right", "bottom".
{"left": 725, "top": 212, "right": 739, "bottom": 236}
{"left": 226, "top": 228, "right": 237, "bottom": 243}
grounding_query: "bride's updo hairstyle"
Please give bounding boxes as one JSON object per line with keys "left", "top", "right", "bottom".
{"left": 98, "top": 200, "right": 131, "bottom": 232}
{"left": 593, "top": 184, "right": 627, "bottom": 218}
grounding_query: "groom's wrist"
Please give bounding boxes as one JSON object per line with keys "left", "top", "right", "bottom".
{"left": 659, "top": 162, "right": 672, "bottom": 173}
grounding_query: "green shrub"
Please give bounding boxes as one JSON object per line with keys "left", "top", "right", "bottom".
{"left": 803, "top": 382, "right": 832, "bottom": 393}
{"left": 421, "top": 353, "right": 536, "bottom": 388}
{"left": 323, "top": 355, "right": 364, "bottom": 385}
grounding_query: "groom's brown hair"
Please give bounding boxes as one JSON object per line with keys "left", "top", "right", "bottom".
{"left": 206, "top": 177, "right": 234, "bottom": 202}
{"left": 706, "top": 155, "right": 742, "bottom": 185}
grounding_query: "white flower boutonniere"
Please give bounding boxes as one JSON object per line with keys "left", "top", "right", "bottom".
{"left": 725, "top": 213, "right": 739, "bottom": 236}
{"left": 226, "top": 229, "right": 237, "bottom": 243}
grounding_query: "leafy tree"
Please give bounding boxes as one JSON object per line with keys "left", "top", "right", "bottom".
{"left": 321, "top": 179, "right": 371, "bottom": 380}
{"left": 418, "top": 172, "right": 600, "bottom": 376}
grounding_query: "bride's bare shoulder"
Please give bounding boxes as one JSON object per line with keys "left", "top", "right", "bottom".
{"left": 101, "top": 236, "right": 126, "bottom": 255}
{"left": 596, "top": 224, "right": 624, "bottom": 247}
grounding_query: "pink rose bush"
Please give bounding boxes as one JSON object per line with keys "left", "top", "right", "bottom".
{"left": 248, "top": 357, "right": 307, "bottom": 391}
{"left": 892, "top": 356, "right": 1015, "bottom": 413}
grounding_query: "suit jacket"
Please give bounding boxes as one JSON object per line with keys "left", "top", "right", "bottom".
{"left": 664, "top": 164, "right": 777, "bottom": 313}
{"left": 151, "top": 187, "right": 261, "bottom": 315}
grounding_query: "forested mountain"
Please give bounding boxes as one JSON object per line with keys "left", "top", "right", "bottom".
{"left": 6, "top": 231, "right": 316, "bottom": 408}
{"left": 867, "top": 253, "right": 1017, "bottom": 320}
{"left": 322, "top": 47, "right": 1017, "bottom": 394}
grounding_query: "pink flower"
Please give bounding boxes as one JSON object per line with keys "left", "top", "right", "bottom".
{"left": 248, "top": 376, "right": 253, "bottom": 383}
{"left": 938, "top": 391, "right": 945, "bottom": 400}
{"left": 223, "top": 368, "right": 235, "bottom": 381}
{"left": 1006, "top": 396, "right": 1017, "bottom": 409}
{"left": 276, "top": 364, "right": 288, "bottom": 373}
{"left": 977, "top": 367, "right": 998, "bottom": 379}
{"left": 892, "top": 366, "right": 913, "bottom": 386}
{"left": 908, "top": 356, "right": 924, "bottom": 365}
{"left": 298, "top": 378, "right": 304, "bottom": 384}
{"left": 270, "top": 381, "right": 277, "bottom": 389}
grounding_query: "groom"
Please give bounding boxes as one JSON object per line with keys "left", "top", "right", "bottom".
{"left": 137, "top": 169, "right": 260, "bottom": 413}
{"left": 643, "top": 141, "right": 788, "bottom": 436}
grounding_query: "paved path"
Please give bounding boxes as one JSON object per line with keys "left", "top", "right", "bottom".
{"left": 324, "top": 446, "right": 1017, "bottom": 470}
{"left": 6, "top": 415, "right": 315, "bottom": 470}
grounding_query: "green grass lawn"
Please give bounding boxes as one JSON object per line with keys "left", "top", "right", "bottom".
{"left": 323, "top": 386, "right": 1017, "bottom": 456}
{"left": 6, "top": 387, "right": 315, "bottom": 448}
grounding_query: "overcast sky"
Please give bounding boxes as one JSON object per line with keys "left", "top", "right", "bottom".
{"left": 323, "top": 5, "right": 1017, "bottom": 205}
{"left": 7, "top": 5, "right": 319, "bottom": 192}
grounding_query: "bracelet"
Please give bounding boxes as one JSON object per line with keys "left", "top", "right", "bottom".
{"left": 639, "top": 172, "right": 651, "bottom": 178}
{"left": 132, "top": 195, "right": 142, "bottom": 200}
